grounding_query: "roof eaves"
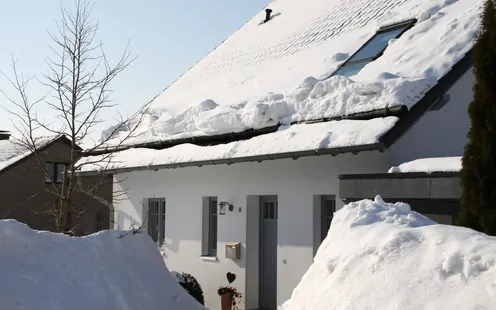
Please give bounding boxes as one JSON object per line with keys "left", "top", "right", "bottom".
{"left": 338, "top": 171, "right": 460, "bottom": 180}
{"left": 0, "top": 135, "right": 81, "bottom": 175}
{"left": 76, "top": 142, "right": 386, "bottom": 176}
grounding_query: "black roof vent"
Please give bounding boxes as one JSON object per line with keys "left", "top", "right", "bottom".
{"left": 0, "top": 130, "right": 11, "bottom": 140}
{"left": 264, "top": 9, "right": 273, "bottom": 23}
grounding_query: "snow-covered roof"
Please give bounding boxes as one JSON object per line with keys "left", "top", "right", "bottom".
{"left": 80, "top": 117, "right": 398, "bottom": 172}
{"left": 84, "top": 0, "right": 482, "bottom": 173}
{"left": 0, "top": 136, "right": 63, "bottom": 172}
{"left": 101, "top": 0, "right": 480, "bottom": 147}
{"left": 388, "top": 156, "right": 462, "bottom": 174}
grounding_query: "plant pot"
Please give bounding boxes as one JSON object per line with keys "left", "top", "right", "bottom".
{"left": 220, "top": 293, "right": 233, "bottom": 310}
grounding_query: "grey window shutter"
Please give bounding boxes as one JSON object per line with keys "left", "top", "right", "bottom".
{"left": 201, "top": 197, "right": 210, "bottom": 256}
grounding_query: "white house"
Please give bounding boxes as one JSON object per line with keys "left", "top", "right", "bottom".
{"left": 78, "top": 0, "right": 483, "bottom": 309}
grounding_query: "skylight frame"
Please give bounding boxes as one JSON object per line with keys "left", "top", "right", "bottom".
{"left": 330, "top": 19, "right": 417, "bottom": 78}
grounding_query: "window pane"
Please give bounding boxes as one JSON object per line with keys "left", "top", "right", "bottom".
{"left": 209, "top": 198, "right": 218, "bottom": 254}
{"left": 321, "top": 196, "right": 336, "bottom": 242}
{"left": 44, "top": 162, "right": 53, "bottom": 182}
{"left": 210, "top": 199, "right": 217, "bottom": 215}
{"left": 210, "top": 213, "right": 217, "bottom": 252}
{"left": 334, "top": 61, "right": 368, "bottom": 77}
{"left": 55, "top": 163, "right": 66, "bottom": 183}
{"left": 160, "top": 200, "right": 166, "bottom": 214}
{"left": 348, "top": 27, "right": 405, "bottom": 62}
{"left": 160, "top": 214, "right": 165, "bottom": 246}
{"left": 148, "top": 205, "right": 158, "bottom": 243}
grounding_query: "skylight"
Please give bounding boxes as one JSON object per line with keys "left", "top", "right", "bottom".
{"left": 332, "top": 20, "right": 416, "bottom": 78}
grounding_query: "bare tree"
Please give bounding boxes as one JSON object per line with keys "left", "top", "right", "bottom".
{"left": 0, "top": 0, "right": 147, "bottom": 234}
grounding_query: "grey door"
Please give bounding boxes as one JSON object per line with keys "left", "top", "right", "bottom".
{"left": 259, "top": 196, "right": 278, "bottom": 310}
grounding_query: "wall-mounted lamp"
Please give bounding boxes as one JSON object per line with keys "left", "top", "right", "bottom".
{"left": 218, "top": 201, "right": 234, "bottom": 215}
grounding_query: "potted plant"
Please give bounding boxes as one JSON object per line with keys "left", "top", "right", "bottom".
{"left": 217, "top": 272, "right": 242, "bottom": 310}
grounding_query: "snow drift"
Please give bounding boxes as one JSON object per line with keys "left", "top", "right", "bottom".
{"left": 280, "top": 196, "right": 496, "bottom": 310}
{"left": 0, "top": 220, "right": 205, "bottom": 310}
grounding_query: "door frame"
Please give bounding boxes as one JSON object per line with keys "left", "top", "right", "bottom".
{"left": 258, "top": 195, "right": 278, "bottom": 309}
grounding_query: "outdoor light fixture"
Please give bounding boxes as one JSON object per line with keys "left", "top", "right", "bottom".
{"left": 218, "top": 201, "right": 234, "bottom": 215}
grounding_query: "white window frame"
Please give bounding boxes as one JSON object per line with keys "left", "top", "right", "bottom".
{"left": 201, "top": 196, "right": 218, "bottom": 257}
{"left": 147, "top": 198, "right": 166, "bottom": 247}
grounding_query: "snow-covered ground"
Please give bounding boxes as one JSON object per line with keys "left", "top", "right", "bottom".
{"left": 280, "top": 196, "right": 496, "bottom": 310}
{"left": 0, "top": 221, "right": 205, "bottom": 310}
{"left": 389, "top": 156, "right": 462, "bottom": 173}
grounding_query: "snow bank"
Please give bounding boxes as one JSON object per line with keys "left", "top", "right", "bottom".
{"left": 100, "top": 0, "right": 482, "bottom": 147}
{"left": 280, "top": 196, "right": 496, "bottom": 310}
{"left": 388, "top": 156, "right": 462, "bottom": 173}
{"left": 80, "top": 117, "right": 398, "bottom": 172}
{"left": 0, "top": 220, "right": 205, "bottom": 310}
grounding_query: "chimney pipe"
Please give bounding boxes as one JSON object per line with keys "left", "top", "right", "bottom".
{"left": 264, "top": 9, "right": 273, "bottom": 23}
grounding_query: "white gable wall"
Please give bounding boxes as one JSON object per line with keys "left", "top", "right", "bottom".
{"left": 388, "top": 69, "right": 474, "bottom": 166}
{"left": 112, "top": 151, "right": 389, "bottom": 310}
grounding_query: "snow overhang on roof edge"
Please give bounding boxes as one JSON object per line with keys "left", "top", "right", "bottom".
{"left": 76, "top": 47, "right": 473, "bottom": 176}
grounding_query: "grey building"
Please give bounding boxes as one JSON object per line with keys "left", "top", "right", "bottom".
{"left": 0, "top": 132, "right": 112, "bottom": 235}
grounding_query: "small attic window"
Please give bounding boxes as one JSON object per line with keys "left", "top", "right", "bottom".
{"left": 332, "top": 20, "right": 416, "bottom": 78}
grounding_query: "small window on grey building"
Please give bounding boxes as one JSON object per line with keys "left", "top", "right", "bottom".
{"left": 44, "top": 162, "right": 67, "bottom": 183}
{"left": 148, "top": 198, "right": 166, "bottom": 247}
{"left": 202, "top": 197, "right": 218, "bottom": 256}
{"left": 55, "top": 163, "right": 67, "bottom": 183}
{"left": 44, "top": 162, "right": 54, "bottom": 183}
{"left": 321, "top": 195, "right": 336, "bottom": 243}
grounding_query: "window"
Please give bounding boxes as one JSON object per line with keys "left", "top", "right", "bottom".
{"left": 148, "top": 198, "right": 166, "bottom": 247}
{"left": 202, "top": 197, "right": 218, "bottom": 257}
{"left": 332, "top": 20, "right": 415, "bottom": 78}
{"left": 94, "top": 212, "right": 102, "bottom": 232}
{"left": 321, "top": 195, "right": 336, "bottom": 243}
{"left": 44, "top": 162, "right": 67, "bottom": 183}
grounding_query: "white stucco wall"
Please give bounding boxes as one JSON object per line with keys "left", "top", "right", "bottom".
{"left": 389, "top": 69, "right": 474, "bottom": 165}
{"left": 112, "top": 151, "right": 389, "bottom": 310}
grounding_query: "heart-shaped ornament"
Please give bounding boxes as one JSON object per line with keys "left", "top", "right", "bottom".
{"left": 226, "top": 272, "right": 236, "bottom": 284}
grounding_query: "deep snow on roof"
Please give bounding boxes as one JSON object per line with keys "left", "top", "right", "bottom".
{"left": 388, "top": 156, "right": 462, "bottom": 173}
{"left": 0, "top": 136, "right": 60, "bottom": 172}
{"left": 80, "top": 117, "right": 398, "bottom": 172}
{"left": 101, "top": 0, "right": 482, "bottom": 147}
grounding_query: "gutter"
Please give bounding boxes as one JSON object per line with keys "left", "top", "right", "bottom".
{"left": 84, "top": 105, "right": 407, "bottom": 156}
{"left": 339, "top": 171, "right": 460, "bottom": 180}
{"left": 79, "top": 49, "right": 474, "bottom": 176}
{"left": 77, "top": 142, "right": 384, "bottom": 176}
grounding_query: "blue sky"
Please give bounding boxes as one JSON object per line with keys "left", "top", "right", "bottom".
{"left": 0, "top": 0, "right": 270, "bottom": 139}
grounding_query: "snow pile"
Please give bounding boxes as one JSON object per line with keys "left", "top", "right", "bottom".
{"left": 280, "top": 196, "right": 496, "bottom": 310}
{"left": 80, "top": 117, "right": 398, "bottom": 172}
{"left": 0, "top": 220, "right": 205, "bottom": 310}
{"left": 388, "top": 156, "right": 462, "bottom": 173}
{"left": 102, "top": 76, "right": 434, "bottom": 146}
{"left": 100, "top": 0, "right": 482, "bottom": 147}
